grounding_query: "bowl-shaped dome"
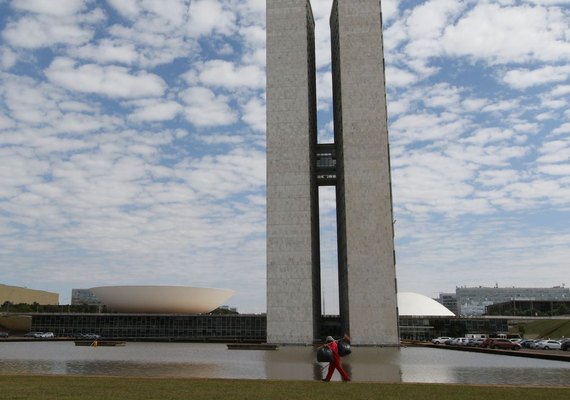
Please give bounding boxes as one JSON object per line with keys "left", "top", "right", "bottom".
{"left": 89, "top": 285, "right": 234, "bottom": 314}
{"left": 398, "top": 292, "right": 455, "bottom": 317}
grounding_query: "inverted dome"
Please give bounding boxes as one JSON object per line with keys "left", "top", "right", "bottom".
{"left": 398, "top": 292, "right": 455, "bottom": 317}
{"left": 89, "top": 285, "right": 234, "bottom": 314}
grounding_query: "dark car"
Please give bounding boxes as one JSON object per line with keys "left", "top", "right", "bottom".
{"left": 489, "top": 338, "right": 521, "bottom": 350}
{"left": 561, "top": 339, "right": 570, "bottom": 351}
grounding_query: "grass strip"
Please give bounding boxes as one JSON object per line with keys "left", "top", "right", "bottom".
{"left": 1, "top": 375, "right": 569, "bottom": 400}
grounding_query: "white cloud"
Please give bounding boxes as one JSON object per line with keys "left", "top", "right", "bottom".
{"left": 193, "top": 60, "right": 265, "bottom": 89}
{"left": 106, "top": 0, "right": 187, "bottom": 26}
{"left": 391, "top": 112, "right": 469, "bottom": 145}
{"left": 503, "top": 65, "right": 570, "bottom": 89}
{"left": 447, "top": 142, "right": 529, "bottom": 167}
{"left": 3, "top": 75, "right": 61, "bottom": 125}
{"left": 538, "top": 164, "right": 570, "bottom": 175}
{"left": 464, "top": 128, "right": 516, "bottom": 145}
{"left": 381, "top": 0, "right": 401, "bottom": 22}
{"left": 551, "top": 84, "right": 570, "bottom": 97}
{"left": 537, "top": 137, "right": 570, "bottom": 164}
{"left": 241, "top": 96, "right": 265, "bottom": 132}
{"left": 106, "top": 24, "right": 197, "bottom": 68}
{"left": 1, "top": 47, "right": 18, "bottom": 70}
{"left": 45, "top": 57, "right": 166, "bottom": 98}
{"left": 127, "top": 100, "right": 183, "bottom": 122}
{"left": 316, "top": 71, "right": 332, "bottom": 110}
{"left": 481, "top": 100, "right": 519, "bottom": 113}
{"left": 12, "top": 0, "right": 87, "bottom": 17}
{"left": 0, "top": 148, "right": 50, "bottom": 198}
{"left": 0, "top": 112, "right": 14, "bottom": 130}
{"left": 180, "top": 86, "right": 238, "bottom": 127}
{"left": 476, "top": 169, "right": 521, "bottom": 187}
{"left": 385, "top": 66, "right": 418, "bottom": 87}
{"left": 70, "top": 40, "right": 140, "bottom": 65}
{"left": 2, "top": 15, "right": 94, "bottom": 48}
{"left": 186, "top": 0, "right": 236, "bottom": 38}
{"left": 441, "top": 3, "right": 570, "bottom": 64}
{"left": 552, "top": 123, "right": 570, "bottom": 135}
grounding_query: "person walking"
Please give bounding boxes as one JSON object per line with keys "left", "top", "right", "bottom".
{"left": 321, "top": 335, "right": 350, "bottom": 382}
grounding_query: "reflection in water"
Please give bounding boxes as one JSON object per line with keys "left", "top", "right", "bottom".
{"left": 0, "top": 342, "right": 568, "bottom": 386}
{"left": 345, "top": 347, "right": 402, "bottom": 383}
{"left": 400, "top": 347, "right": 570, "bottom": 386}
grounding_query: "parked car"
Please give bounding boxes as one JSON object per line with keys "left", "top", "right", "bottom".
{"left": 489, "top": 338, "right": 521, "bottom": 350}
{"left": 451, "top": 338, "right": 470, "bottom": 346}
{"left": 431, "top": 336, "right": 451, "bottom": 345}
{"left": 530, "top": 340, "right": 544, "bottom": 349}
{"left": 536, "top": 340, "right": 561, "bottom": 350}
{"left": 479, "top": 338, "right": 493, "bottom": 348}
{"left": 0, "top": 331, "right": 8, "bottom": 338}
{"left": 40, "top": 332, "right": 55, "bottom": 338}
{"left": 519, "top": 340, "right": 534, "bottom": 348}
{"left": 467, "top": 338, "right": 485, "bottom": 347}
{"left": 24, "top": 332, "right": 44, "bottom": 338}
{"left": 81, "top": 334, "right": 100, "bottom": 340}
{"left": 561, "top": 340, "right": 570, "bottom": 351}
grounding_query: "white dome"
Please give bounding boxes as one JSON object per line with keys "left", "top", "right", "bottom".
{"left": 89, "top": 285, "right": 234, "bottom": 314}
{"left": 398, "top": 292, "right": 455, "bottom": 317}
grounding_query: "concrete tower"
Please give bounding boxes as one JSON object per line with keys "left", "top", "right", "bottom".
{"left": 266, "top": 0, "right": 398, "bottom": 345}
{"left": 266, "top": 0, "right": 321, "bottom": 344}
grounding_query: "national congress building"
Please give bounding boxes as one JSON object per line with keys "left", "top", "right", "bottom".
{"left": 266, "top": 0, "right": 398, "bottom": 345}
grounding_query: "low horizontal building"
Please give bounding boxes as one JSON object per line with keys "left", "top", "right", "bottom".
{"left": 456, "top": 286, "right": 570, "bottom": 316}
{"left": 486, "top": 299, "right": 570, "bottom": 316}
{"left": 31, "top": 313, "right": 266, "bottom": 342}
{"left": 1, "top": 283, "right": 59, "bottom": 306}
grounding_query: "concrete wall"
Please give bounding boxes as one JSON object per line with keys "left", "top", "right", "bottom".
{"left": 266, "top": 0, "right": 321, "bottom": 344}
{"left": 0, "top": 283, "right": 59, "bottom": 305}
{"left": 331, "top": 0, "right": 399, "bottom": 345}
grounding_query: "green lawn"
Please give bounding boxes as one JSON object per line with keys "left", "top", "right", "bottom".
{"left": 516, "top": 320, "right": 570, "bottom": 339}
{"left": 1, "top": 376, "right": 568, "bottom": 400}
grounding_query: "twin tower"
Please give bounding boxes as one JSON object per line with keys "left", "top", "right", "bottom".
{"left": 266, "top": 0, "right": 399, "bottom": 345}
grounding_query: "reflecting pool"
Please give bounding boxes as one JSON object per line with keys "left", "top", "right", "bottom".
{"left": 0, "top": 342, "right": 568, "bottom": 386}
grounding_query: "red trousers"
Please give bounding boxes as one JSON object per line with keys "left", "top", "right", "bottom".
{"left": 325, "top": 360, "right": 350, "bottom": 381}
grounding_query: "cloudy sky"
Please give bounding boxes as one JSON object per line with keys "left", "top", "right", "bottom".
{"left": 0, "top": 0, "right": 569, "bottom": 314}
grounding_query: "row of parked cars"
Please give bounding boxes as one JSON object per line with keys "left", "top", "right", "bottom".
{"left": 23, "top": 331, "right": 55, "bottom": 338}
{"left": 23, "top": 332, "right": 101, "bottom": 339}
{"left": 519, "top": 339, "right": 570, "bottom": 350}
{"left": 432, "top": 336, "right": 570, "bottom": 351}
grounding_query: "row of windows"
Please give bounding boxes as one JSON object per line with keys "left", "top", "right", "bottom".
{"left": 32, "top": 314, "right": 266, "bottom": 340}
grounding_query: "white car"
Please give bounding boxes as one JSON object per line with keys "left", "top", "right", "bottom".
{"left": 432, "top": 337, "right": 451, "bottom": 344}
{"left": 451, "top": 337, "right": 470, "bottom": 346}
{"left": 40, "top": 332, "right": 55, "bottom": 338}
{"left": 537, "top": 340, "right": 561, "bottom": 350}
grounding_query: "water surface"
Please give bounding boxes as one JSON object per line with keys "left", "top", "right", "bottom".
{"left": 0, "top": 342, "right": 568, "bottom": 385}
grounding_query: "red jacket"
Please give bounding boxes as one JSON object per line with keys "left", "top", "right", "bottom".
{"left": 327, "top": 340, "right": 341, "bottom": 363}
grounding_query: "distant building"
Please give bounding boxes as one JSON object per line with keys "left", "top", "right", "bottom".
{"left": 71, "top": 289, "right": 102, "bottom": 306}
{"left": 456, "top": 286, "right": 570, "bottom": 316}
{"left": 219, "top": 305, "right": 238, "bottom": 313}
{"left": 436, "top": 293, "right": 458, "bottom": 316}
{"left": 486, "top": 299, "right": 570, "bottom": 316}
{"left": 0, "top": 283, "right": 59, "bottom": 305}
